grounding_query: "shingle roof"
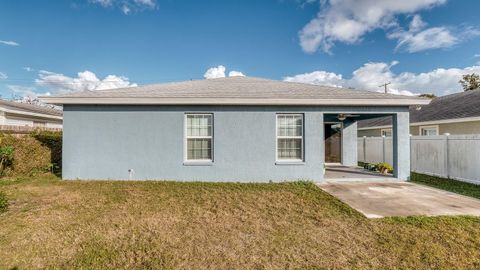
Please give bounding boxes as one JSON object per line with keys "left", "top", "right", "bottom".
{"left": 0, "top": 99, "right": 62, "bottom": 117}
{"left": 358, "top": 89, "right": 480, "bottom": 128}
{"left": 40, "top": 76, "right": 429, "bottom": 106}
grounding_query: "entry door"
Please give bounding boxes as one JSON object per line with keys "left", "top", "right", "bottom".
{"left": 325, "top": 123, "right": 342, "bottom": 163}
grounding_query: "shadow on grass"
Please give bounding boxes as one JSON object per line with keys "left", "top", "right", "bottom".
{"left": 32, "top": 133, "right": 62, "bottom": 177}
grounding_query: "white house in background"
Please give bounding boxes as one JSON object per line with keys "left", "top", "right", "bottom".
{"left": 0, "top": 99, "right": 62, "bottom": 132}
{"left": 358, "top": 89, "right": 480, "bottom": 137}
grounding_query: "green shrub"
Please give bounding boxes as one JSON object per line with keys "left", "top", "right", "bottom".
{"left": 377, "top": 162, "right": 393, "bottom": 174}
{"left": 363, "top": 163, "right": 377, "bottom": 171}
{"left": 0, "top": 146, "right": 14, "bottom": 176}
{"left": 0, "top": 132, "right": 62, "bottom": 177}
{"left": 0, "top": 191, "right": 7, "bottom": 213}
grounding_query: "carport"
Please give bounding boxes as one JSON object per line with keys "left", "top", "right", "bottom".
{"left": 322, "top": 113, "right": 401, "bottom": 181}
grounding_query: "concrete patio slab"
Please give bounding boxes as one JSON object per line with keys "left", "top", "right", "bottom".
{"left": 317, "top": 181, "right": 480, "bottom": 218}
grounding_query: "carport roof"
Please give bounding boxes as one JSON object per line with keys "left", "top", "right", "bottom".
{"left": 40, "top": 76, "right": 430, "bottom": 106}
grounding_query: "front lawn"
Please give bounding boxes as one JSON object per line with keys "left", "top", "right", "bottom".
{"left": 1, "top": 175, "right": 480, "bottom": 269}
{"left": 411, "top": 172, "right": 480, "bottom": 199}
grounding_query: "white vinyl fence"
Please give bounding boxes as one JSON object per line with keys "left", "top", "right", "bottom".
{"left": 358, "top": 135, "right": 480, "bottom": 184}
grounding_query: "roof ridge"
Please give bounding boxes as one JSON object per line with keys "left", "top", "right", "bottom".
{"left": 0, "top": 99, "right": 62, "bottom": 116}
{"left": 40, "top": 76, "right": 429, "bottom": 106}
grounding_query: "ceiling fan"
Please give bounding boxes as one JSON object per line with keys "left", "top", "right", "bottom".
{"left": 337, "top": 113, "right": 360, "bottom": 121}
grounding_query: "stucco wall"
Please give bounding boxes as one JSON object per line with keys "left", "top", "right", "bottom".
{"left": 63, "top": 105, "right": 409, "bottom": 182}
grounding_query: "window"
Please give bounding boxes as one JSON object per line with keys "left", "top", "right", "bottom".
{"left": 419, "top": 125, "right": 438, "bottom": 136}
{"left": 185, "top": 114, "right": 213, "bottom": 161}
{"left": 276, "top": 114, "right": 303, "bottom": 161}
{"left": 381, "top": 129, "right": 392, "bottom": 137}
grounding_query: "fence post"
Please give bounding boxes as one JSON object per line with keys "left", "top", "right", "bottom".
{"left": 382, "top": 135, "right": 386, "bottom": 163}
{"left": 363, "top": 136, "right": 366, "bottom": 162}
{"left": 409, "top": 134, "right": 413, "bottom": 172}
{"left": 444, "top": 133, "right": 450, "bottom": 179}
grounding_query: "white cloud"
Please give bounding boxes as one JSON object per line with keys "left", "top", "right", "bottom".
{"left": 90, "top": 0, "right": 156, "bottom": 14}
{"left": 0, "top": 40, "right": 19, "bottom": 46}
{"left": 204, "top": 65, "right": 226, "bottom": 79}
{"left": 284, "top": 61, "right": 480, "bottom": 96}
{"left": 0, "top": 72, "right": 7, "bottom": 80}
{"left": 121, "top": 4, "right": 131, "bottom": 14}
{"left": 7, "top": 85, "right": 47, "bottom": 99}
{"left": 203, "top": 65, "right": 246, "bottom": 79}
{"left": 6, "top": 85, "right": 54, "bottom": 106}
{"left": 348, "top": 61, "right": 399, "bottom": 91}
{"left": 391, "top": 27, "right": 457, "bottom": 52}
{"left": 90, "top": 0, "right": 113, "bottom": 7}
{"left": 134, "top": 0, "right": 156, "bottom": 8}
{"left": 299, "top": 0, "right": 447, "bottom": 53}
{"left": 23, "top": 67, "right": 33, "bottom": 72}
{"left": 387, "top": 15, "right": 479, "bottom": 53}
{"left": 284, "top": 70, "right": 344, "bottom": 87}
{"left": 408, "top": 14, "right": 426, "bottom": 32}
{"left": 35, "top": 70, "right": 137, "bottom": 94}
{"left": 228, "top": 71, "right": 245, "bottom": 77}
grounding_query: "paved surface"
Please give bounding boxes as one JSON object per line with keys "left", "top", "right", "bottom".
{"left": 325, "top": 165, "right": 394, "bottom": 181}
{"left": 318, "top": 181, "right": 480, "bottom": 218}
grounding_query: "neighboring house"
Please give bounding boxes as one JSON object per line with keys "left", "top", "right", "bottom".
{"left": 41, "top": 77, "right": 428, "bottom": 182}
{"left": 0, "top": 99, "right": 63, "bottom": 133}
{"left": 358, "top": 89, "right": 480, "bottom": 137}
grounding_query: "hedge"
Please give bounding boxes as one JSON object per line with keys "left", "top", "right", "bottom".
{"left": 0, "top": 131, "right": 62, "bottom": 177}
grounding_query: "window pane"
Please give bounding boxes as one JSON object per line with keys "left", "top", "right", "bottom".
{"left": 277, "top": 138, "right": 302, "bottom": 160}
{"left": 187, "top": 114, "right": 212, "bottom": 138}
{"left": 277, "top": 116, "right": 285, "bottom": 136}
{"left": 187, "top": 138, "right": 212, "bottom": 160}
{"left": 427, "top": 129, "right": 437, "bottom": 136}
{"left": 277, "top": 115, "right": 302, "bottom": 137}
{"left": 294, "top": 116, "right": 302, "bottom": 136}
{"left": 421, "top": 127, "right": 437, "bottom": 136}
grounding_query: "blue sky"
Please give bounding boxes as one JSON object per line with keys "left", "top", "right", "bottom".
{"left": 1, "top": 0, "right": 480, "bottom": 98}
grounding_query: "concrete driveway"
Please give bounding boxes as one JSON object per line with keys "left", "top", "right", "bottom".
{"left": 318, "top": 181, "right": 480, "bottom": 218}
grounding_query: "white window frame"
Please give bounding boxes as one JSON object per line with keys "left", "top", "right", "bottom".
{"left": 184, "top": 113, "right": 214, "bottom": 164}
{"left": 275, "top": 113, "right": 304, "bottom": 163}
{"left": 381, "top": 128, "right": 392, "bottom": 137}
{"left": 419, "top": 125, "right": 439, "bottom": 136}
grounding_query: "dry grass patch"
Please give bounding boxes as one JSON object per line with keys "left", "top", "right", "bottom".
{"left": 0, "top": 176, "right": 479, "bottom": 269}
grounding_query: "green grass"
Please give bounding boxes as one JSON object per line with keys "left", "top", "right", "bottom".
{"left": 411, "top": 172, "right": 480, "bottom": 199}
{"left": 0, "top": 174, "right": 480, "bottom": 269}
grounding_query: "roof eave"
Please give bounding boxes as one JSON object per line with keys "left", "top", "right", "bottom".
{"left": 39, "top": 97, "right": 430, "bottom": 106}
{"left": 0, "top": 105, "right": 63, "bottom": 119}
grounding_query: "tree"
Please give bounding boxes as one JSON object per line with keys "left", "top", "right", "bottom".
{"left": 459, "top": 73, "right": 480, "bottom": 91}
{"left": 418, "top": 93, "right": 436, "bottom": 99}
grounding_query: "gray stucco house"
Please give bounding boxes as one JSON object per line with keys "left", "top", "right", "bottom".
{"left": 41, "top": 77, "right": 428, "bottom": 182}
